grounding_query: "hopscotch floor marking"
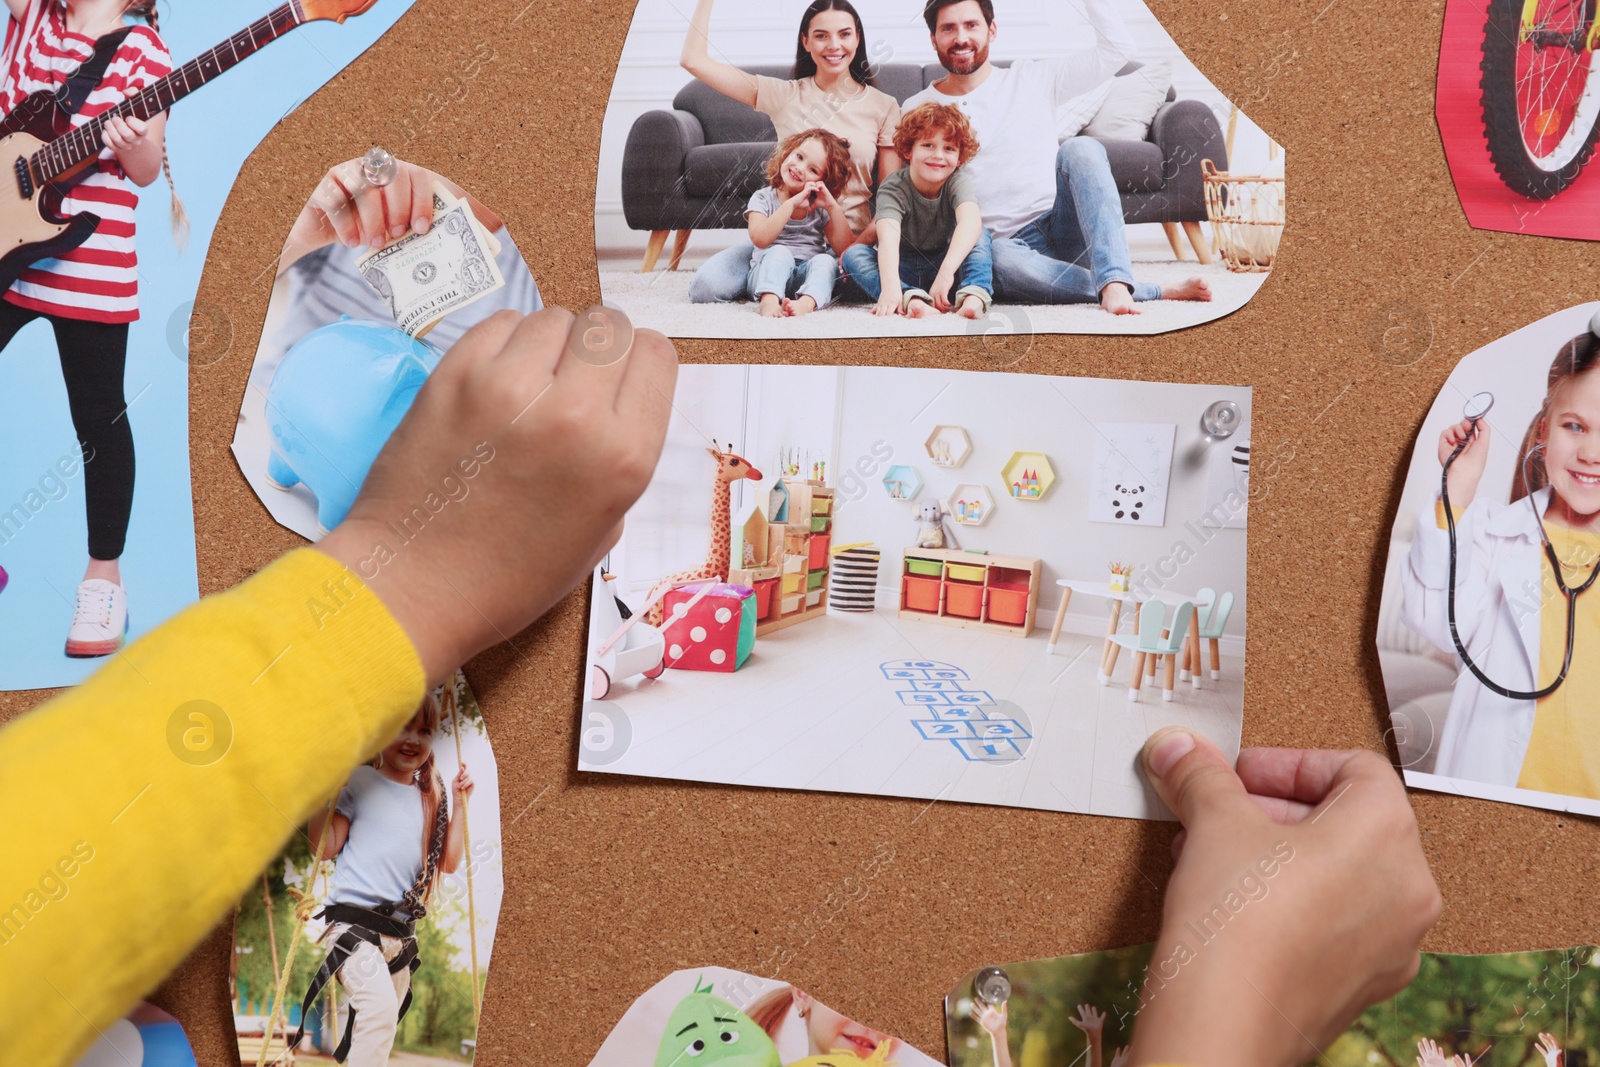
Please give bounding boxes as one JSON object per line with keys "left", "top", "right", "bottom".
{"left": 880, "top": 659, "right": 1031, "bottom": 763}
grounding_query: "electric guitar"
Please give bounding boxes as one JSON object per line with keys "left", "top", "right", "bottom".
{"left": 0, "top": 0, "right": 380, "bottom": 290}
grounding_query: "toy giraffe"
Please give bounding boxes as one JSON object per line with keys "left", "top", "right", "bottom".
{"left": 647, "top": 442, "right": 763, "bottom": 626}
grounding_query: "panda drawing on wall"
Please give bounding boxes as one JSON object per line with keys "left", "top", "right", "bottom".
{"left": 1112, "top": 483, "right": 1148, "bottom": 521}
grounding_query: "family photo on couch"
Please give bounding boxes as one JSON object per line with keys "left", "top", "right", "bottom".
{"left": 595, "top": 0, "right": 1284, "bottom": 338}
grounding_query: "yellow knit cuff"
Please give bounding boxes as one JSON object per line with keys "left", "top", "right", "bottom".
{"left": 1435, "top": 499, "right": 1465, "bottom": 530}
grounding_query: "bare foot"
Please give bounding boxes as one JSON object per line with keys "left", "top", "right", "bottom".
{"left": 759, "top": 294, "right": 783, "bottom": 318}
{"left": 1163, "top": 276, "right": 1213, "bottom": 302}
{"left": 783, "top": 295, "right": 818, "bottom": 317}
{"left": 956, "top": 294, "right": 986, "bottom": 320}
{"left": 906, "top": 297, "right": 941, "bottom": 319}
{"left": 1099, "top": 282, "right": 1139, "bottom": 315}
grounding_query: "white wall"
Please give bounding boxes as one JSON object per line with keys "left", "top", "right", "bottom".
{"left": 610, "top": 365, "right": 1251, "bottom": 642}
{"left": 595, "top": 0, "right": 1277, "bottom": 257}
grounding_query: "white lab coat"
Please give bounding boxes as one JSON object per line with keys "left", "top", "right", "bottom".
{"left": 1401, "top": 488, "right": 1553, "bottom": 785}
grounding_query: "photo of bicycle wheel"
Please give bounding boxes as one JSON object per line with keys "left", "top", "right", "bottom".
{"left": 1439, "top": 0, "right": 1600, "bottom": 238}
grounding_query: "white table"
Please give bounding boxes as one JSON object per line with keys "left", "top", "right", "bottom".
{"left": 1045, "top": 579, "right": 1207, "bottom": 684}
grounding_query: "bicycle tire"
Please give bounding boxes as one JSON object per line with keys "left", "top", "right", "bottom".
{"left": 1480, "top": 0, "right": 1600, "bottom": 198}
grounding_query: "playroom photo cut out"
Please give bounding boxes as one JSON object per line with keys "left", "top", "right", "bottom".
{"left": 587, "top": 966, "right": 944, "bottom": 1067}
{"left": 594, "top": 0, "right": 1285, "bottom": 340}
{"left": 230, "top": 158, "right": 543, "bottom": 542}
{"left": 581, "top": 364, "right": 1249, "bottom": 821}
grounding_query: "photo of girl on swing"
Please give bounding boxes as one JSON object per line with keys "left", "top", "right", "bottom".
{"left": 1380, "top": 303, "right": 1600, "bottom": 817}
{"left": 231, "top": 672, "right": 503, "bottom": 1066}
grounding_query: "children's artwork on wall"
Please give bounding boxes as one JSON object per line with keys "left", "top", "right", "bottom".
{"left": 588, "top": 966, "right": 943, "bottom": 1067}
{"left": 1088, "top": 425, "right": 1175, "bottom": 526}
{"left": 231, "top": 671, "right": 502, "bottom": 1065}
{"left": 581, "top": 364, "right": 1250, "bottom": 820}
{"left": 231, "top": 161, "right": 543, "bottom": 541}
{"left": 70, "top": 1003, "right": 197, "bottom": 1067}
{"left": 593, "top": 0, "right": 1284, "bottom": 340}
{"left": 1378, "top": 302, "right": 1600, "bottom": 818}
{"left": 0, "top": 1, "right": 421, "bottom": 690}
{"left": 1201, "top": 420, "right": 1251, "bottom": 530}
{"left": 944, "top": 943, "right": 1600, "bottom": 1067}
{"left": 1436, "top": 0, "right": 1600, "bottom": 239}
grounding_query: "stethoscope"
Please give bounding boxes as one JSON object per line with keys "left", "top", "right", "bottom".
{"left": 1441, "top": 390, "right": 1600, "bottom": 699}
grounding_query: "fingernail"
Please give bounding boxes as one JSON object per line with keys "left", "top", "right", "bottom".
{"left": 1145, "top": 727, "right": 1195, "bottom": 777}
{"left": 371, "top": 236, "right": 384, "bottom": 249}
{"left": 414, "top": 217, "right": 430, "bottom": 234}
{"left": 391, "top": 224, "right": 407, "bottom": 238}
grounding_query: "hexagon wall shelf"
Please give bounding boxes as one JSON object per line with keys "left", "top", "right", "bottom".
{"left": 925, "top": 425, "right": 972, "bottom": 469}
{"left": 1002, "top": 452, "right": 1056, "bottom": 502}
{"left": 945, "top": 484, "right": 995, "bottom": 526}
{"left": 882, "top": 465, "right": 922, "bottom": 501}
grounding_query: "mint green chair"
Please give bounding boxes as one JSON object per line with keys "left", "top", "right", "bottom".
{"left": 1180, "top": 589, "right": 1217, "bottom": 686}
{"left": 1105, "top": 599, "right": 1196, "bottom": 702}
{"left": 1196, "top": 589, "right": 1235, "bottom": 681}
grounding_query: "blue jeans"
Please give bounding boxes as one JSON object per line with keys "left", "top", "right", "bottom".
{"left": 991, "top": 138, "right": 1162, "bottom": 305}
{"left": 692, "top": 241, "right": 869, "bottom": 304}
{"left": 745, "top": 246, "right": 838, "bottom": 309}
{"left": 841, "top": 228, "right": 993, "bottom": 311}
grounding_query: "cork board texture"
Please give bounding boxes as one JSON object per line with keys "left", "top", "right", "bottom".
{"left": 2, "top": 0, "right": 1599, "bottom": 1064}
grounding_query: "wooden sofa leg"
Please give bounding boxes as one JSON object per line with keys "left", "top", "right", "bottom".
{"left": 1162, "top": 222, "right": 1186, "bottom": 261}
{"left": 641, "top": 230, "right": 669, "bottom": 273}
{"left": 1181, "top": 221, "right": 1213, "bottom": 265}
{"left": 669, "top": 229, "right": 692, "bottom": 271}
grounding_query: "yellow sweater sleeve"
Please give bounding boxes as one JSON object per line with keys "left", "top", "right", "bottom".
{"left": 0, "top": 548, "right": 426, "bottom": 1066}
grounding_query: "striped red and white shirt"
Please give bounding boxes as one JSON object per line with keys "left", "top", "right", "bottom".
{"left": 0, "top": 1, "right": 171, "bottom": 323}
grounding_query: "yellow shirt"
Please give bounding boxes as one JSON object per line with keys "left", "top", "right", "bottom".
{"left": 1518, "top": 524, "right": 1600, "bottom": 796}
{"left": 0, "top": 549, "right": 425, "bottom": 1066}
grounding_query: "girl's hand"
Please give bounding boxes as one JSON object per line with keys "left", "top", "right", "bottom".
{"left": 813, "top": 183, "right": 840, "bottom": 209}
{"left": 968, "top": 1002, "right": 1006, "bottom": 1037}
{"left": 1536, "top": 1033, "right": 1562, "bottom": 1067}
{"left": 1438, "top": 417, "right": 1491, "bottom": 510}
{"left": 1417, "top": 1038, "right": 1449, "bottom": 1067}
{"left": 873, "top": 287, "right": 903, "bottom": 318}
{"left": 1109, "top": 1048, "right": 1129, "bottom": 1067}
{"left": 101, "top": 115, "right": 151, "bottom": 157}
{"left": 452, "top": 766, "right": 474, "bottom": 800}
{"left": 1069, "top": 1005, "right": 1105, "bottom": 1036}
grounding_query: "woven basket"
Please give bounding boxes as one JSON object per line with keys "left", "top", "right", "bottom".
{"left": 1202, "top": 159, "right": 1284, "bottom": 273}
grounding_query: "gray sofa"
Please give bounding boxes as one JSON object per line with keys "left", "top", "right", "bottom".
{"left": 620, "top": 61, "right": 1227, "bottom": 271}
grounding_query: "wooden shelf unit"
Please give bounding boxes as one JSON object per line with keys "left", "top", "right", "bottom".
{"left": 731, "top": 479, "right": 835, "bottom": 637}
{"left": 898, "top": 547, "right": 1042, "bottom": 638}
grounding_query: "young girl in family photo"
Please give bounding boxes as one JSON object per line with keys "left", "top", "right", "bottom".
{"left": 741, "top": 128, "right": 855, "bottom": 317}
{"left": 301, "top": 692, "right": 474, "bottom": 1066}
{"left": 746, "top": 984, "right": 923, "bottom": 1064}
{"left": 0, "top": 0, "right": 183, "bottom": 656}
{"left": 1404, "top": 323, "right": 1600, "bottom": 798}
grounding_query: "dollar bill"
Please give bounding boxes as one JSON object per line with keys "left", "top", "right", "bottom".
{"left": 356, "top": 186, "right": 506, "bottom": 338}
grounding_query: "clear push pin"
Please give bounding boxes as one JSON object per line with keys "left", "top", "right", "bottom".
{"left": 973, "top": 966, "right": 1011, "bottom": 1007}
{"left": 1591, "top": 307, "right": 1600, "bottom": 340}
{"left": 1201, "top": 399, "right": 1242, "bottom": 440}
{"left": 362, "top": 146, "right": 398, "bottom": 188}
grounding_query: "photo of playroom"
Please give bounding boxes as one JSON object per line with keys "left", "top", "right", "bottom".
{"left": 593, "top": 0, "right": 1284, "bottom": 339}
{"left": 582, "top": 365, "right": 1250, "bottom": 820}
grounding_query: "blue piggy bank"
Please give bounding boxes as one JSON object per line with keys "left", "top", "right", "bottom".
{"left": 264, "top": 319, "right": 443, "bottom": 534}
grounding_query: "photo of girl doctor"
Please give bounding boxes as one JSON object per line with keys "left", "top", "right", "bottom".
{"left": 1394, "top": 305, "right": 1600, "bottom": 812}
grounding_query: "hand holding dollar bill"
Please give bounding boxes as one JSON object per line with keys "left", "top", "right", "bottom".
{"left": 356, "top": 184, "right": 506, "bottom": 338}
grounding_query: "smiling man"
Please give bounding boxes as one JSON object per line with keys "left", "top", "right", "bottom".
{"left": 904, "top": 0, "right": 1211, "bottom": 315}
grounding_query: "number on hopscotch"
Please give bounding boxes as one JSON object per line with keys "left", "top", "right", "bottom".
{"left": 880, "top": 659, "right": 1024, "bottom": 764}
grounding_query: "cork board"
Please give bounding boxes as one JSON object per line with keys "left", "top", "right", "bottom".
{"left": 4, "top": 0, "right": 1600, "bottom": 1063}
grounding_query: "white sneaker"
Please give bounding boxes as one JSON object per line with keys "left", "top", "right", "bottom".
{"left": 65, "top": 579, "right": 127, "bottom": 658}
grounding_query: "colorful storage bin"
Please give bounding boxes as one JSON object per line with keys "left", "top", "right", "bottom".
{"left": 808, "top": 534, "right": 831, "bottom": 570}
{"left": 830, "top": 544, "right": 880, "bottom": 612}
{"left": 902, "top": 575, "right": 940, "bottom": 613}
{"left": 987, "top": 581, "right": 1030, "bottom": 625}
{"left": 810, "top": 515, "right": 830, "bottom": 533}
{"left": 752, "top": 577, "right": 778, "bottom": 621}
{"left": 807, "top": 571, "right": 826, "bottom": 591}
{"left": 945, "top": 580, "right": 984, "bottom": 619}
{"left": 946, "top": 562, "right": 987, "bottom": 582}
{"left": 806, "top": 588, "right": 823, "bottom": 607}
{"left": 812, "top": 496, "right": 833, "bottom": 516}
{"left": 906, "top": 557, "right": 943, "bottom": 578}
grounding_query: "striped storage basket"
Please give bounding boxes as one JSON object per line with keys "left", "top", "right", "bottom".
{"left": 829, "top": 544, "right": 880, "bottom": 612}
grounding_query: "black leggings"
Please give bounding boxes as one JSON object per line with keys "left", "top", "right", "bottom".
{"left": 0, "top": 301, "right": 133, "bottom": 561}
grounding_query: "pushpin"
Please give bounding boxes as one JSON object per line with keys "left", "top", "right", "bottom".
{"left": 1201, "top": 399, "right": 1242, "bottom": 439}
{"left": 1591, "top": 307, "right": 1600, "bottom": 339}
{"left": 362, "top": 146, "right": 398, "bottom": 188}
{"left": 973, "top": 966, "right": 1011, "bottom": 1007}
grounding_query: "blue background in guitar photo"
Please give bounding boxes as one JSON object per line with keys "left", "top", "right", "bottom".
{"left": 0, "top": 0, "right": 419, "bottom": 689}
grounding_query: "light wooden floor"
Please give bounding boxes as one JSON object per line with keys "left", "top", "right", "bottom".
{"left": 589, "top": 607, "right": 1244, "bottom": 821}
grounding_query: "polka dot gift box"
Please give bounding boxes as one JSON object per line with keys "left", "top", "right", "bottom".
{"left": 659, "top": 583, "right": 757, "bottom": 673}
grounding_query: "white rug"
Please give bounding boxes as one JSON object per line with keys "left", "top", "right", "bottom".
{"left": 600, "top": 258, "right": 1269, "bottom": 339}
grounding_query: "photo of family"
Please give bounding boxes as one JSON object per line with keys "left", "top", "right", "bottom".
{"left": 1379, "top": 303, "right": 1600, "bottom": 817}
{"left": 588, "top": 966, "right": 943, "bottom": 1066}
{"left": 581, "top": 364, "right": 1249, "bottom": 820}
{"left": 595, "top": 0, "right": 1283, "bottom": 339}
{"left": 231, "top": 156, "right": 543, "bottom": 542}
{"left": 231, "top": 672, "right": 501, "bottom": 1067}
{"left": 944, "top": 944, "right": 1600, "bottom": 1067}
{"left": 0, "top": 0, "right": 418, "bottom": 689}
{"left": 1436, "top": 0, "right": 1600, "bottom": 240}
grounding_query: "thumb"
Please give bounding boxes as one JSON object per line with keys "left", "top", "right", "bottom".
{"left": 1142, "top": 727, "right": 1254, "bottom": 826}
